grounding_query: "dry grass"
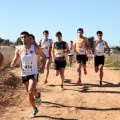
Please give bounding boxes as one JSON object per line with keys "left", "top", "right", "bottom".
{"left": 105, "top": 53, "right": 120, "bottom": 70}
{"left": 0, "top": 48, "right": 20, "bottom": 72}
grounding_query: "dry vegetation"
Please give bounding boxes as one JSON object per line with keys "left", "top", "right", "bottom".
{"left": 105, "top": 53, "right": 120, "bottom": 70}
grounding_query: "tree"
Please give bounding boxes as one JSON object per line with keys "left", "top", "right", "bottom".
{"left": 88, "top": 36, "right": 94, "bottom": 49}
{"left": 14, "top": 38, "right": 23, "bottom": 45}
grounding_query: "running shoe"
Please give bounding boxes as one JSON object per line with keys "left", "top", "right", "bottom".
{"left": 77, "top": 78, "right": 81, "bottom": 83}
{"left": 84, "top": 69, "right": 87, "bottom": 75}
{"left": 30, "top": 107, "right": 38, "bottom": 118}
{"left": 60, "top": 85, "right": 64, "bottom": 91}
{"left": 99, "top": 81, "right": 103, "bottom": 86}
{"left": 35, "top": 92, "right": 41, "bottom": 107}
{"left": 44, "top": 79, "right": 48, "bottom": 84}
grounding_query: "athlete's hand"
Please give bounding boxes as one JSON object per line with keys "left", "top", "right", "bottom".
{"left": 52, "top": 58, "right": 55, "bottom": 63}
{"left": 44, "top": 45, "right": 48, "bottom": 49}
{"left": 106, "top": 51, "right": 110, "bottom": 56}
{"left": 10, "top": 62, "right": 15, "bottom": 68}
{"left": 38, "top": 68, "right": 44, "bottom": 74}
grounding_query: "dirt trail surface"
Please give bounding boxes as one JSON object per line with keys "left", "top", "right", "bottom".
{"left": 0, "top": 61, "right": 120, "bottom": 120}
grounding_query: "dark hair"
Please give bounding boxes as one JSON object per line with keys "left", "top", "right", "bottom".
{"left": 56, "top": 31, "right": 62, "bottom": 37}
{"left": 70, "top": 41, "right": 73, "bottom": 43}
{"left": 20, "top": 31, "right": 29, "bottom": 36}
{"left": 29, "top": 34, "right": 35, "bottom": 40}
{"left": 77, "top": 28, "right": 84, "bottom": 33}
{"left": 43, "top": 30, "right": 49, "bottom": 35}
{"left": 96, "top": 31, "right": 103, "bottom": 35}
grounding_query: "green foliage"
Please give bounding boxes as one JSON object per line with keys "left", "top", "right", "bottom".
{"left": 111, "top": 46, "right": 120, "bottom": 51}
{"left": 88, "top": 36, "right": 94, "bottom": 49}
{"left": 14, "top": 38, "right": 23, "bottom": 45}
{"left": 0, "top": 38, "right": 12, "bottom": 46}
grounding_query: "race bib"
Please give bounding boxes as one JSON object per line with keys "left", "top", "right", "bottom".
{"left": 97, "top": 50, "right": 104, "bottom": 56}
{"left": 78, "top": 48, "right": 85, "bottom": 55}
{"left": 55, "top": 50, "right": 63, "bottom": 57}
{"left": 22, "top": 62, "right": 33, "bottom": 72}
{"left": 77, "top": 43, "right": 82, "bottom": 47}
{"left": 70, "top": 50, "right": 74, "bottom": 54}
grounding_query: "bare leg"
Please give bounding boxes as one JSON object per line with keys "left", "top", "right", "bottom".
{"left": 24, "top": 79, "right": 38, "bottom": 109}
{"left": 100, "top": 65, "right": 104, "bottom": 82}
{"left": 60, "top": 68, "right": 65, "bottom": 85}
{"left": 44, "top": 59, "right": 51, "bottom": 83}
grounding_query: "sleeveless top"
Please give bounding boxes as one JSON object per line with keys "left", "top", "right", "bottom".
{"left": 95, "top": 40, "right": 106, "bottom": 56}
{"left": 75, "top": 37, "right": 87, "bottom": 55}
{"left": 19, "top": 45, "right": 38, "bottom": 76}
{"left": 54, "top": 41, "right": 66, "bottom": 60}
{"left": 40, "top": 39, "right": 51, "bottom": 58}
{"left": 68, "top": 45, "right": 74, "bottom": 55}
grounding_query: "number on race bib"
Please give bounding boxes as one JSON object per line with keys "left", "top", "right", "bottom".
{"left": 97, "top": 50, "right": 104, "bottom": 56}
{"left": 55, "top": 50, "right": 63, "bottom": 57}
{"left": 78, "top": 48, "right": 85, "bottom": 55}
{"left": 22, "top": 62, "right": 33, "bottom": 72}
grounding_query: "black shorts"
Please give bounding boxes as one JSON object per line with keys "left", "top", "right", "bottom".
{"left": 54, "top": 60, "right": 66, "bottom": 70}
{"left": 94, "top": 56, "right": 105, "bottom": 66}
{"left": 22, "top": 74, "right": 38, "bottom": 83}
{"left": 76, "top": 55, "right": 87, "bottom": 64}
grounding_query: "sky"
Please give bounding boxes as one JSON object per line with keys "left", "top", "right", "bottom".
{"left": 0, "top": 0, "right": 120, "bottom": 47}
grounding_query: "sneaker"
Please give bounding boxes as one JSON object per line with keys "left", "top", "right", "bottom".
{"left": 35, "top": 92, "right": 41, "bottom": 107}
{"left": 77, "top": 78, "right": 81, "bottom": 83}
{"left": 60, "top": 85, "right": 64, "bottom": 91}
{"left": 99, "top": 81, "right": 103, "bottom": 86}
{"left": 30, "top": 107, "right": 38, "bottom": 118}
{"left": 84, "top": 70, "right": 87, "bottom": 75}
{"left": 44, "top": 79, "right": 48, "bottom": 84}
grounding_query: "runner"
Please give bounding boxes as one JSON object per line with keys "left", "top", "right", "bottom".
{"left": 51, "top": 31, "right": 69, "bottom": 90}
{"left": 29, "top": 34, "right": 42, "bottom": 69}
{"left": 29, "top": 34, "right": 37, "bottom": 46}
{"left": 10, "top": 31, "right": 46, "bottom": 118}
{"left": 68, "top": 41, "right": 74, "bottom": 67}
{"left": 38, "top": 30, "right": 53, "bottom": 84}
{"left": 93, "top": 31, "right": 110, "bottom": 86}
{"left": 74, "top": 28, "right": 89, "bottom": 83}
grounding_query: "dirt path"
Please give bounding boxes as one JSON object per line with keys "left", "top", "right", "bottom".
{"left": 0, "top": 61, "right": 120, "bottom": 120}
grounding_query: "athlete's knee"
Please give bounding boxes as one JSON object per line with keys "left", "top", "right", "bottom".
{"left": 28, "top": 87, "right": 35, "bottom": 94}
{"left": 56, "top": 72, "right": 59, "bottom": 76}
{"left": 95, "top": 69, "right": 98, "bottom": 73}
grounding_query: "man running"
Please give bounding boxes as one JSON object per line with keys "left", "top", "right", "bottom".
{"left": 74, "top": 28, "right": 89, "bottom": 83}
{"left": 38, "top": 30, "right": 53, "bottom": 84}
{"left": 29, "top": 34, "right": 42, "bottom": 69}
{"left": 11, "top": 31, "right": 46, "bottom": 118}
{"left": 52, "top": 31, "right": 69, "bottom": 90}
{"left": 93, "top": 31, "right": 110, "bottom": 86}
{"left": 68, "top": 41, "right": 74, "bottom": 67}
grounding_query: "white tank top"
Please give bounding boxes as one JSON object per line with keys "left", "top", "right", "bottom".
{"left": 19, "top": 45, "right": 38, "bottom": 76}
{"left": 95, "top": 40, "right": 106, "bottom": 56}
{"left": 68, "top": 45, "right": 74, "bottom": 55}
{"left": 40, "top": 39, "right": 51, "bottom": 57}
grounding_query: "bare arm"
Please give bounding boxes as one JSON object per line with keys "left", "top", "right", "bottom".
{"left": 65, "top": 43, "right": 70, "bottom": 54}
{"left": 51, "top": 42, "right": 55, "bottom": 61}
{"left": 50, "top": 39, "right": 53, "bottom": 49}
{"left": 92, "top": 41, "right": 96, "bottom": 54}
{"left": 10, "top": 49, "right": 20, "bottom": 67}
{"left": 35, "top": 46, "right": 46, "bottom": 70}
{"left": 74, "top": 41, "right": 76, "bottom": 53}
{"left": 105, "top": 42, "right": 110, "bottom": 54}
{"left": 85, "top": 38, "right": 90, "bottom": 52}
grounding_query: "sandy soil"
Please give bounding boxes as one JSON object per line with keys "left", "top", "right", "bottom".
{"left": 0, "top": 60, "right": 120, "bottom": 120}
